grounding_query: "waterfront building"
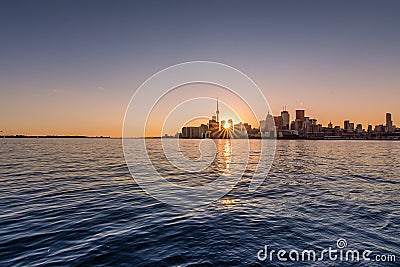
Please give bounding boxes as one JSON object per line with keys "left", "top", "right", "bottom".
{"left": 344, "top": 120, "right": 350, "bottom": 132}
{"left": 274, "top": 116, "right": 283, "bottom": 130}
{"left": 296, "top": 110, "right": 305, "bottom": 122}
{"left": 356, "top": 124, "right": 363, "bottom": 134}
{"left": 281, "top": 110, "right": 290, "bottom": 130}
{"left": 181, "top": 126, "right": 200, "bottom": 138}
{"left": 349, "top": 122, "right": 354, "bottom": 132}
{"left": 386, "top": 113, "right": 393, "bottom": 133}
{"left": 208, "top": 118, "right": 219, "bottom": 133}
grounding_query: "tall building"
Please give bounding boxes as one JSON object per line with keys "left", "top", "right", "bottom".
{"left": 344, "top": 120, "right": 350, "bottom": 132}
{"left": 274, "top": 116, "right": 283, "bottom": 130}
{"left": 386, "top": 113, "right": 393, "bottom": 133}
{"left": 281, "top": 110, "right": 290, "bottom": 130}
{"left": 295, "top": 110, "right": 305, "bottom": 131}
{"left": 296, "top": 110, "right": 305, "bottom": 122}
{"left": 265, "top": 113, "right": 275, "bottom": 131}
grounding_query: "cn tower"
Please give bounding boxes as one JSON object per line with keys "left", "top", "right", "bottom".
{"left": 216, "top": 97, "right": 220, "bottom": 123}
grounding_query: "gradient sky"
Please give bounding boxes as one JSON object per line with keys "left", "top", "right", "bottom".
{"left": 1, "top": 0, "right": 399, "bottom": 137}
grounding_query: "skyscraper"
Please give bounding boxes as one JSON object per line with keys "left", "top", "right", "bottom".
{"left": 295, "top": 110, "right": 305, "bottom": 131}
{"left": 344, "top": 120, "right": 350, "bottom": 132}
{"left": 296, "top": 110, "right": 305, "bottom": 122}
{"left": 281, "top": 110, "right": 290, "bottom": 130}
{"left": 274, "top": 116, "right": 283, "bottom": 130}
{"left": 265, "top": 112, "right": 275, "bottom": 131}
{"left": 386, "top": 113, "right": 393, "bottom": 133}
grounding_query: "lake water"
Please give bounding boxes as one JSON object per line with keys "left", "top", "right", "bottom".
{"left": 0, "top": 139, "right": 399, "bottom": 266}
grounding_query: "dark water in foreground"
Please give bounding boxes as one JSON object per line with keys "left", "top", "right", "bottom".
{"left": 0, "top": 139, "right": 399, "bottom": 266}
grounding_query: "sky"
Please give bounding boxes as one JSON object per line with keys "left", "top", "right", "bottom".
{"left": 1, "top": 0, "right": 399, "bottom": 137}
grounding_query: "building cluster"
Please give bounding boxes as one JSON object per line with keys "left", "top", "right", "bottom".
{"left": 260, "top": 109, "right": 399, "bottom": 140}
{"left": 179, "top": 98, "right": 399, "bottom": 140}
{"left": 180, "top": 98, "right": 259, "bottom": 139}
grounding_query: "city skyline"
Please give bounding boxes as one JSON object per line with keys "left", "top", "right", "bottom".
{"left": 178, "top": 97, "right": 398, "bottom": 140}
{"left": 181, "top": 107, "right": 398, "bottom": 134}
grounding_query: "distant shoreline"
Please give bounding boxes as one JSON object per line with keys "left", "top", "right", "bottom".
{"left": 2, "top": 136, "right": 398, "bottom": 141}
{"left": 129, "top": 137, "right": 400, "bottom": 141}
{"left": 0, "top": 135, "right": 110, "bottom": 139}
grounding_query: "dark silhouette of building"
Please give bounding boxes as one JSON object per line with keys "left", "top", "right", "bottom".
{"left": 386, "top": 113, "right": 393, "bottom": 133}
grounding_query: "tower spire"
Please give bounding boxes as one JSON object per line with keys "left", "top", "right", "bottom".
{"left": 216, "top": 97, "right": 220, "bottom": 123}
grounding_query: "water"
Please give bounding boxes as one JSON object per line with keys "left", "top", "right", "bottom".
{"left": 0, "top": 139, "right": 399, "bottom": 266}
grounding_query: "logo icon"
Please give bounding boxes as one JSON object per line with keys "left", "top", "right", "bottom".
{"left": 122, "top": 61, "right": 276, "bottom": 207}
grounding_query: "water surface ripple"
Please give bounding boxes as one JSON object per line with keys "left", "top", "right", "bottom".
{"left": 0, "top": 139, "right": 399, "bottom": 266}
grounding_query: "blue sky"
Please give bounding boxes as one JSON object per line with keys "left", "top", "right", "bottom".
{"left": 1, "top": 0, "right": 399, "bottom": 136}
